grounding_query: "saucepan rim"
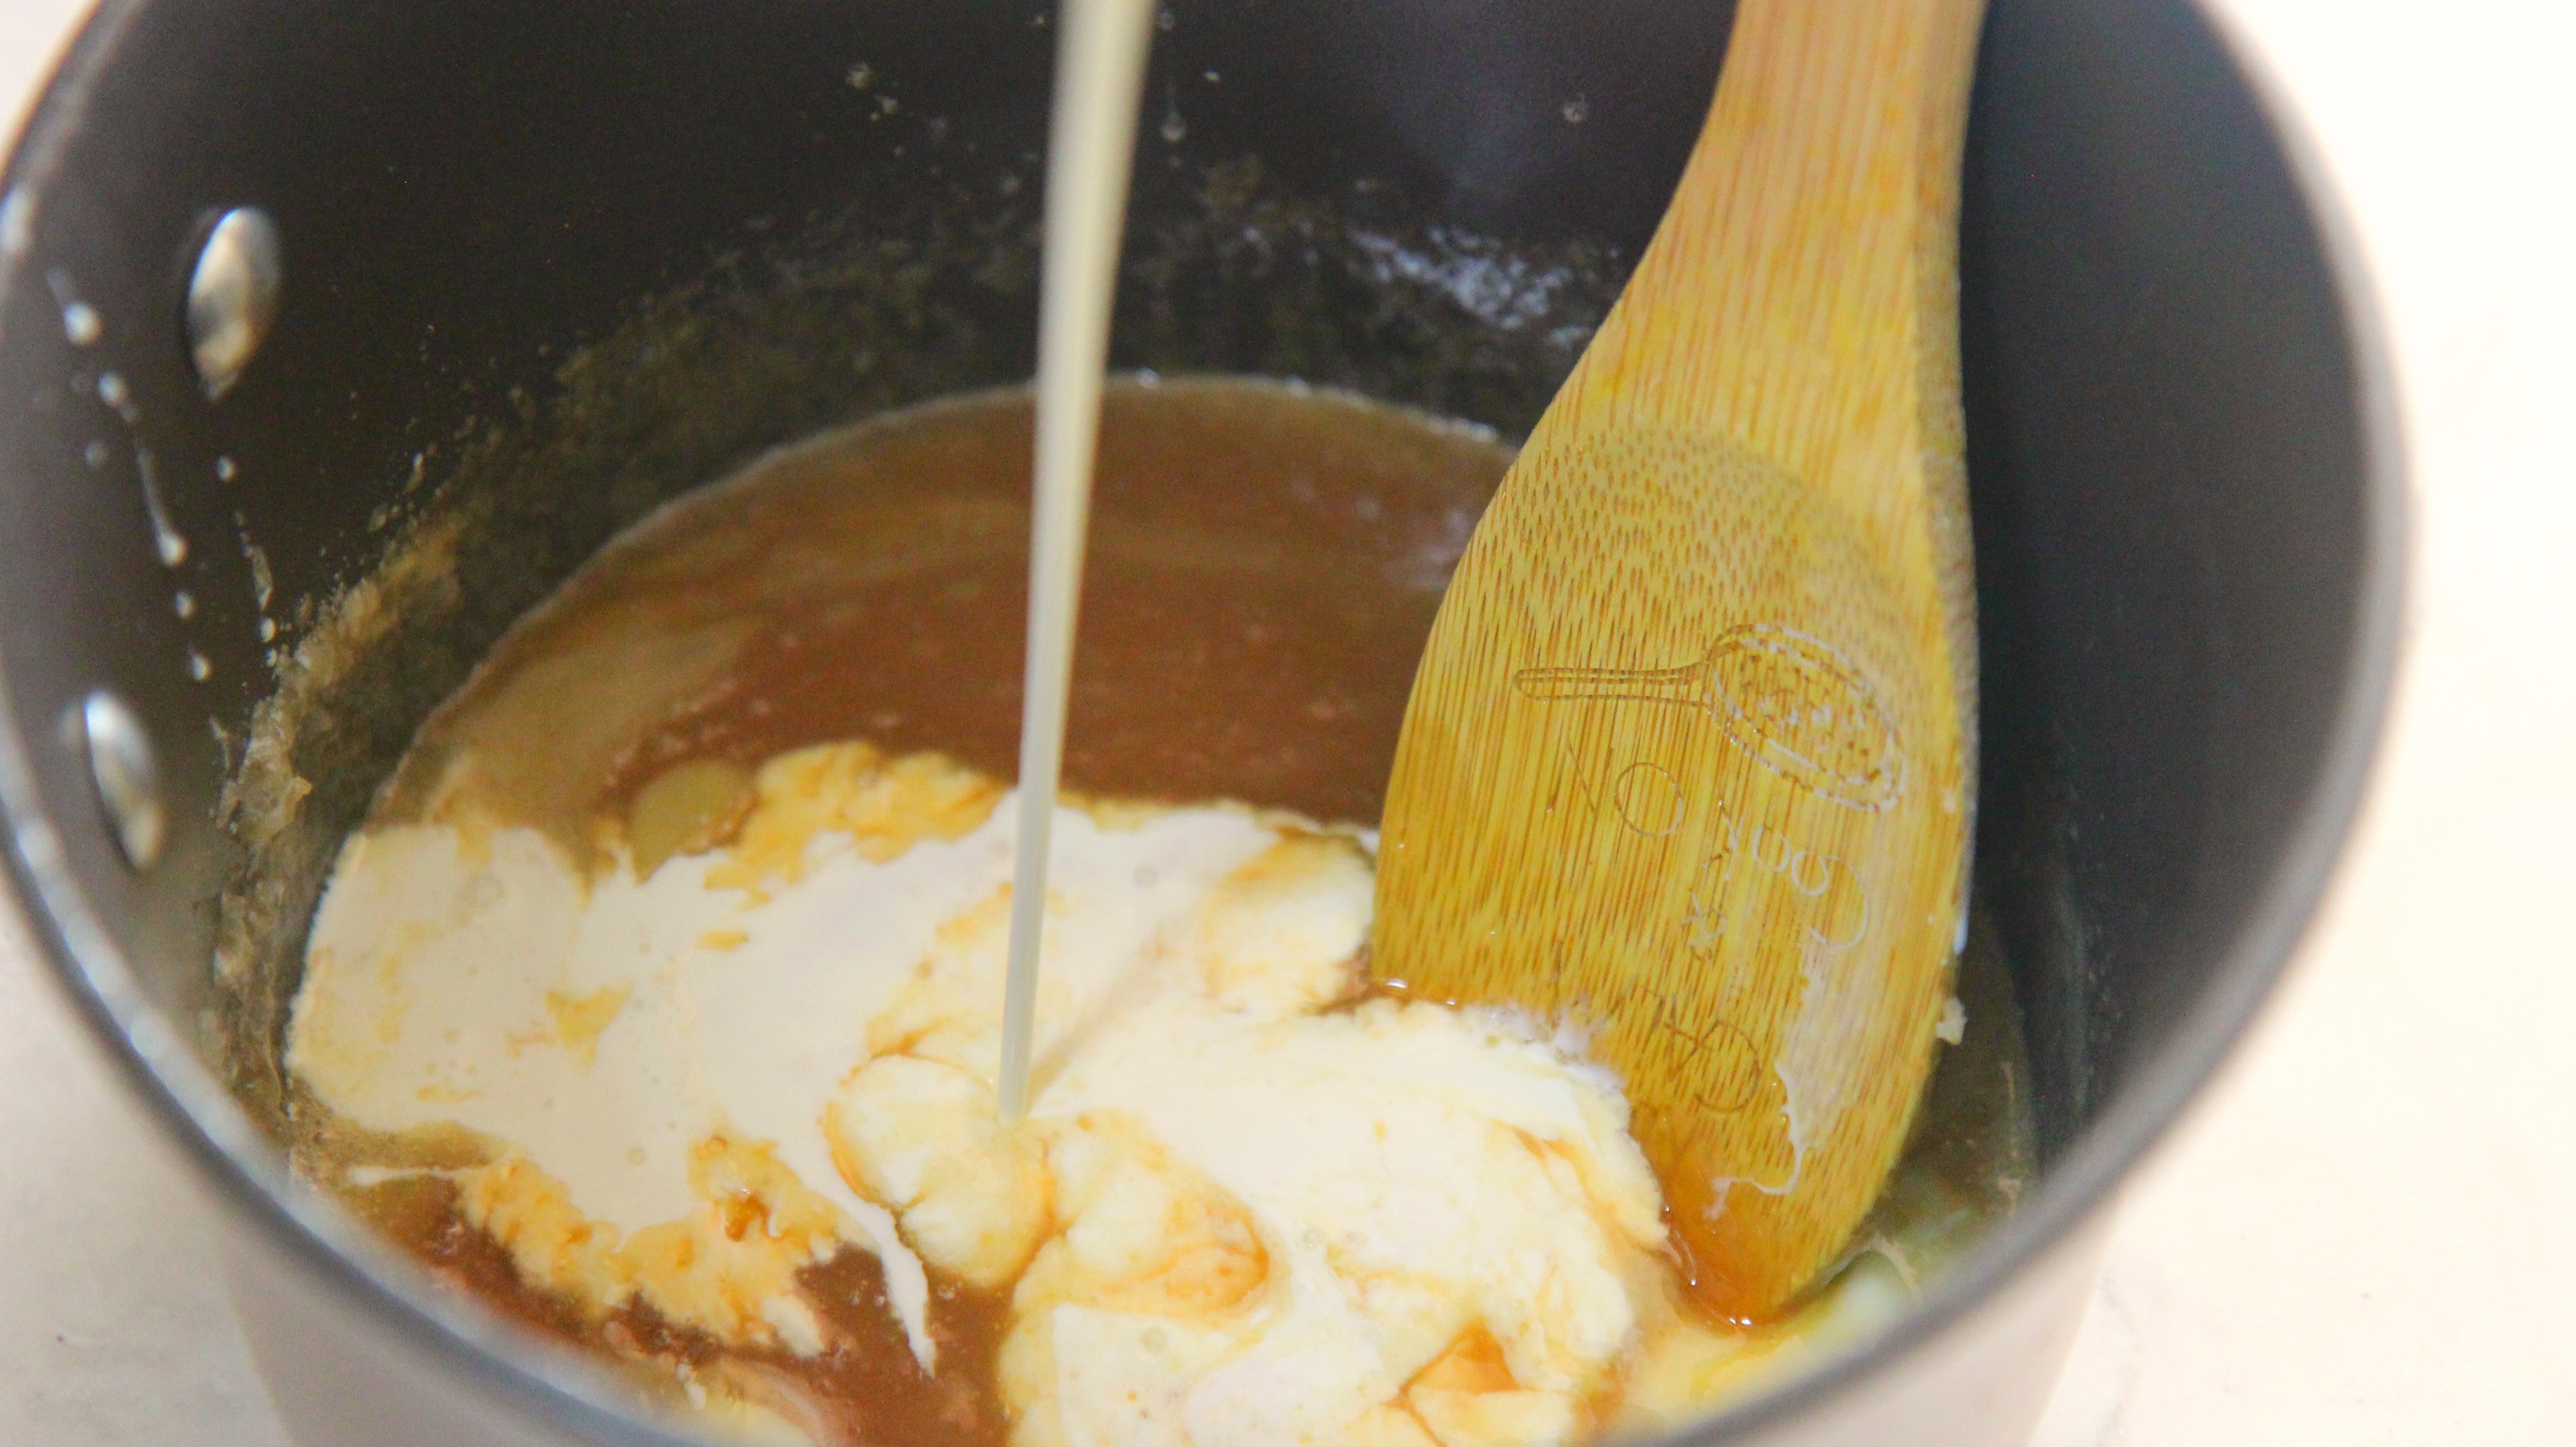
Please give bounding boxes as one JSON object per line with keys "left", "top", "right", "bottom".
{"left": 0, "top": 0, "right": 2405, "bottom": 1441}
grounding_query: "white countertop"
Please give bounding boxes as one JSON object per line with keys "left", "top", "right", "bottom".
{"left": 2, "top": 1, "right": 2569, "bottom": 1443}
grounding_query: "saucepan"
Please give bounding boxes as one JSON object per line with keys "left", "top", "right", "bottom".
{"left": 0, "top": 0, "right": 2399, "bottom": 1443}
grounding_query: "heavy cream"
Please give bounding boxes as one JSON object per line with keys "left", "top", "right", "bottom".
{"left": 289, "top": 742, "right": 1909, "bottom": 1446}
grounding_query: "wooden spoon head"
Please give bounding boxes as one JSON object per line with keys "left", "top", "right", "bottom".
{"left": 1373, "top": 0, "right": 1985, "bottom": 1322}
{"left": 1373, "top": 423, "right": 1969, "bottom": 1322}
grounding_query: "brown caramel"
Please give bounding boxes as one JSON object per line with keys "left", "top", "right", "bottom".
{"left": 300, "top": 379, "right": 2030, "bottom": 1445}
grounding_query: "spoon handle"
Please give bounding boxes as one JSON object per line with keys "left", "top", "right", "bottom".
{"left": 1563, "top": 0, "right": 1984, "bottom": 712}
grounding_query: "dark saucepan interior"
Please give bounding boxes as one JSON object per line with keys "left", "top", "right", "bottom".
{"left": 0, "top": 0, "right": 2372, "bottom": 1398}
{"left": 185, "top": 0, "right": 1729, "bottom": 1129}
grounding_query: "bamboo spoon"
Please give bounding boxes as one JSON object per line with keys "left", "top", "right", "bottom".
{"left": 1370, "top": 0, "right": 1986, "bottom": 1322}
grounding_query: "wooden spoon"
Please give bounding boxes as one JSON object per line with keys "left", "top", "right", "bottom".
{"left": 1371, "top": 0, "right": 1986, "bottom": 1322}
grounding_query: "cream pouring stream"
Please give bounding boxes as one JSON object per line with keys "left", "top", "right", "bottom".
{"left": 996, "top": 0, "right": 1159, "bottom": 1121}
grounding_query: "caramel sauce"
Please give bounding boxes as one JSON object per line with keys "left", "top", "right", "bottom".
{"left": 343, "top": 1172, "right": 1014, "bottom": 1447}
{"left": 326, "top": 379, "right": 1514, "bottom": 1443}
{"left": 379, "top": 379, "right": 1509, "bottom": 851}
{"left": 307, "top": 378, "right": 2032, "bottom": 1443}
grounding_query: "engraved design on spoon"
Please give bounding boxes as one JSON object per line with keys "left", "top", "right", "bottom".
{"left": 1514, "top": 622, "right": 1903, "bottom": 810}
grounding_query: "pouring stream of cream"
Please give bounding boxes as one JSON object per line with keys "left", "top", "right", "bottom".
{"left": 996, "top": 0, "right": 1159, "bottom": 1121}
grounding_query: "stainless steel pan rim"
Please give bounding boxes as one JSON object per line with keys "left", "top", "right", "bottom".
{"left": 0, "top": 0, "right": 2406, "bottom": 1440}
